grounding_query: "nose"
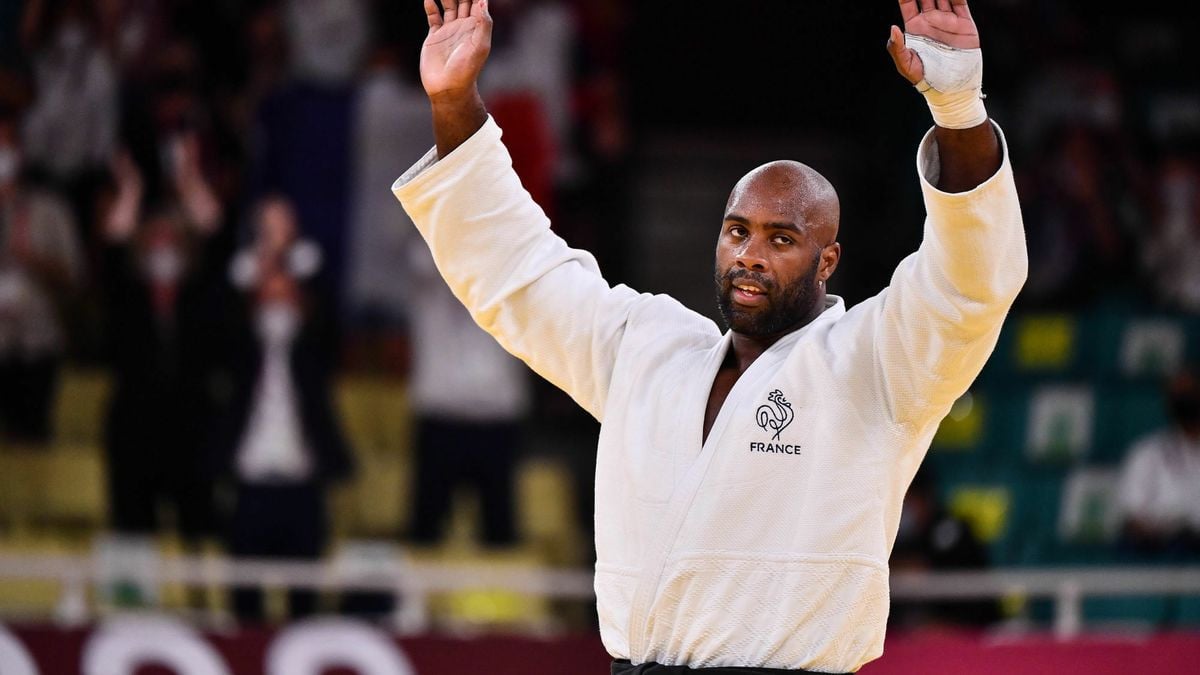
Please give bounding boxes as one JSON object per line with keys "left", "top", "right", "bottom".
{"left": 735, "top": 237, "right": 768, "bottom": 272}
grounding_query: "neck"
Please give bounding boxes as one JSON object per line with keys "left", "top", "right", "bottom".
{"left": 729, "top": 292, "right": 827, "bottom": 373}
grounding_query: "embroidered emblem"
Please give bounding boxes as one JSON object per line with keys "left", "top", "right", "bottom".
{"left": 756, "top": 389, "right": 794, "bottom": 441}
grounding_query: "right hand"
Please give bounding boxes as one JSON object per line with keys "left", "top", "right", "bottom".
{"left": 420, "top": 0, "right": 493, "bottom": 103}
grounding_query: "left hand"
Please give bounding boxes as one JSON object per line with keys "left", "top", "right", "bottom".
{"left": 886, "top": 0, "right": 980, "bottom": 85}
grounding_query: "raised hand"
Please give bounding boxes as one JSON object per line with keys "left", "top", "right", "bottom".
{"left": 421, "top": 0, "right": 493, "bottom": 102}
{"left": 886, "top": 0, "right": 979, "bottom": 85}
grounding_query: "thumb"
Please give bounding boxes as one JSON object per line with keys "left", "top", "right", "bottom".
{"left": 886, "top": 25, "right": 924, "bottom": 84}
{"left": 885, "top": 25, "right": 906, "bottom": 60}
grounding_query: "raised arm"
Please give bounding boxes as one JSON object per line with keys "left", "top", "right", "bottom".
{"left": 395, "top": 0, "right": 679, "bottom": 420}
{"left": 886, "top": 0, "right": 1000, "bottom": 192}
{"left": 857, "top": 0, "right": 1026, "bottom": 426}
{"left": 420, "top": 0, "right": 492, "bottom": 158}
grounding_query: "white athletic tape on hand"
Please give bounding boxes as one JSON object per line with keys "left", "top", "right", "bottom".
{"left": 905, "top": 33, "right": 987, "bottom": 130}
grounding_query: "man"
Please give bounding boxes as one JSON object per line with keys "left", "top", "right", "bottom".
{"left": 213, "top": 195, "right": 353, "bottom": 621}
{"left": 0, "top": 106, "right": 83, "bottom": 445}
{"left": 1116, "top": 367, "right": 1200, "bottom": 557}
{"left": 395, "top": 0, "right": 1025, "bottom": 672}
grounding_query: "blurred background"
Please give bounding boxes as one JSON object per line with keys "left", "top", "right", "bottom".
{"left": 0, "top": 0, "right": 1198, "bottom": 673}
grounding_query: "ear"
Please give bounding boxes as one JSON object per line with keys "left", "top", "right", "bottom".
{"left": 818, "top": 242, "right": 841, "bottom": 283}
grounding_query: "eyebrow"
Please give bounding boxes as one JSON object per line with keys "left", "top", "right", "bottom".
{"left": 723, "top": 214, "right": 803, "bottom": 234}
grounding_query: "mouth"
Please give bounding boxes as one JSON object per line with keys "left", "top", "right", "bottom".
{"left": 730, "top": 281, "right": 768, "bottom": 307}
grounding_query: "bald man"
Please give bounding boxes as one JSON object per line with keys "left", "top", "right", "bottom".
{"left": 394, "top": 1, "right": 1025, "bottom": 672}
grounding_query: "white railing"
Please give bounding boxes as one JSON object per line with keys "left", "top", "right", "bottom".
{"left": 1, "top": 552, "right": 1198, "bottom": 638}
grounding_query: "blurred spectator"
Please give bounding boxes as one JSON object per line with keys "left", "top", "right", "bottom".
{"left": 405, "top": 239, "right": 531, "bottom": 548}
{"left": 345, "top": 35, "right": 431, "bottom": 334}
{"left": 117, "top": 37, "right": 226, "bottom": 224}
{"left": 479, "top": 0, "right": 575, "bottom": 216}
{"left": 93, "top": 0, "right": 174, "bottom": 81}
{"left": 1019, "top": 124, "right": 1147, "bottom": 307}
{"left": 214, "top": 195, "right": 352, "bottom": 622}
{"left": 98, "top": 141, "right": 224, "bottom": 544}
{"left": 240, "top": 1, "right": 290, "bottom": 118}
{"left": 0, "top": 106, "right": 83, "bottom": 445}
{"left": 19, "top": 0, "right": 117, "bottom": 226}
{"left": 890, "top": 467, "right": 1000, "bottom": 629}
{"left": 285, "top": 0, "right": 368, "bottom": 86}
{"left": 246, "top": 0, "right": 369, "bottom": 310}
{"left": 1140, "top": 149, "right": 1200, "bottom": 312}
{"left": 484, "top": 0, "right": 575, "bottom": 176}
{"left": 1116, "top": 367, "right": 1200, "bottom": 558}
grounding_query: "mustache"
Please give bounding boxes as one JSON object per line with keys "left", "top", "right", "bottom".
{"left": 721, "top": 269, "right": 776, "bottom": 293}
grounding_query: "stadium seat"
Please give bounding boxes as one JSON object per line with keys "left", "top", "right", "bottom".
{"left": 947, "top": 484, "right": 1012, "bottom": 546}
{"left": 41, "top": 445, "right": 106, "bottom": 529}
{"left": 51, "top": 368, "right": 110, "bottom": 446}
{"left": 1082, "top": 595, "right": 1169, "bottom": 630}
{"left": 1118, "top": 319, "right": 1186, "bottom": 379}
{"left": 1001, "top": 472, "right": 1064, "bottom": 566}
{"left": 1174, "top": 596, "right": 1200, "bottom": 627}
{"left": 517, "top": 457, "right": 584, "bottom": 565}
{"left": 406, "top": 545, "right": 556, "bottom": 633}
{"left": 1093, "top": 385, "right": 1166, "bottom": 464}
{"left": 1057, "top": 467, "right": 1120, "bottom": 547}
{"left": 1025, "top": 384, "right": 1094, "bottom": 464}
{"left": 1013, "top": 314, "right": 1078, "bottom": 375}
{"left": 0, "top": 443, "right": 106, "bottom": 532}
{"left": 932, "top": 390, "right": 987, "bottom": 451}
{"left": 332, "top": 376, "right": 413, "bottom": 538}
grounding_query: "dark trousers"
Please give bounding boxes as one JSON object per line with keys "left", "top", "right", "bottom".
{"left": 0, "top": 355, "right": 58, "bottom": 443}
{"left": 410, "top": 417, "right": 518, "bottom": 546}
{"left": 107, "top": 447, "right": 216, "bottom": 538}
{"left": 228, "top": 481, "right": 326, "bottom": 622}
{"left": 612, "top": 661, "right": 847, "bottom": 674}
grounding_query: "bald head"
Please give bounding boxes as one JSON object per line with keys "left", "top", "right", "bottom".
{"left": 726, "top": 161, "right": 840, "bottom": 246}
{"left": 715, "top": 160, "right": 843, "bottom": 342}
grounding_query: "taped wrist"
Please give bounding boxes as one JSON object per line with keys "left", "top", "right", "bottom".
{"left": 906, "top": 34, "right": 987, "bottom": 129}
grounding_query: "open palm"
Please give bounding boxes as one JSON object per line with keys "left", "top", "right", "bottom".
{"left": 421, "top": 0, "right": 493, "bottom": 100}
{"left": 888, "top": 0, "right": 979, "bottom": 84}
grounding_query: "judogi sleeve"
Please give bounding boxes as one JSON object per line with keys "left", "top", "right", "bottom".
{"left": 393, "top": 117, "right": 641, "bottom": 420}
{"left": 872, "top": 123, "right": 1027, "bottom": 425}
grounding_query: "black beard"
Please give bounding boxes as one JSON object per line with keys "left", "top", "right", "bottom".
{"left": 714, "top": 263, "right": 821, "bottom": 338}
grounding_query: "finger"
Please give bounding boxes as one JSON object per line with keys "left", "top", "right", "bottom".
{"left": 898, "top": 0, "right": 919, "bottom": 24}
{"left": 917, "top": 0, "right": 935, "bottom": 12}
{"left": 886, "top": 25, "right": 906, "bottom": 59}
{"left": 473, "top": 0, "right": 493, "bottom": 49}
{"left": 950, "top": 0, "right": 972, "bottom": 18}
{"left": 457, "top": 0, "right": 471, "bottom": 20}
{"left": 887, "top": 25, "right": 923, "bottom": 83}
{"left": 442, "top": 0, "right": 457, "bottom": 21}
{"left": 425, "top": 0, "right": 443, "bottom": 29}
{"left": 935, "top": 0, "right": 951, "bottom": 12}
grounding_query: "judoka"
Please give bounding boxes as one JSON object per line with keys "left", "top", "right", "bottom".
{"left": 394, "top": 0, "right": 1026, "bottom": 672}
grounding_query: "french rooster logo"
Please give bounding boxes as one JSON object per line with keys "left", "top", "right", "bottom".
{"left": 756, "top": 389, "right": 794, "bottom": 440}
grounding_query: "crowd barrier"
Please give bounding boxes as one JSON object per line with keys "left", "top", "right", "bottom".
{"left": 1, "top": 552, "right": 1199, "bottom": 673}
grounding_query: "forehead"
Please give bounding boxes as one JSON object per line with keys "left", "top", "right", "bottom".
{"left": 726, "top": 175, "right": 816, "bottom": 224}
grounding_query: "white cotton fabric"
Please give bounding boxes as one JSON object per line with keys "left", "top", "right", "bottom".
{"left": 393, "top": 117, "right": 1025, "bottom": 672}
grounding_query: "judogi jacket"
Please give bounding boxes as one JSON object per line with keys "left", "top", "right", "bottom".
{"left": 394, "top": 117, "right": 1026, "bottom": 673}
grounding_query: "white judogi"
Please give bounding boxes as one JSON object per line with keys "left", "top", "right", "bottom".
{"left": 394, "top": 117, "right": 1025, "bottom": 673}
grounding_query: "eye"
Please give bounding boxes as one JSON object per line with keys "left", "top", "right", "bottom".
{"left": 770, "top": 233, "right": 794, "bottom": 245}
{"left": 727, "top": 224, "right": 748, "bottom": 238}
